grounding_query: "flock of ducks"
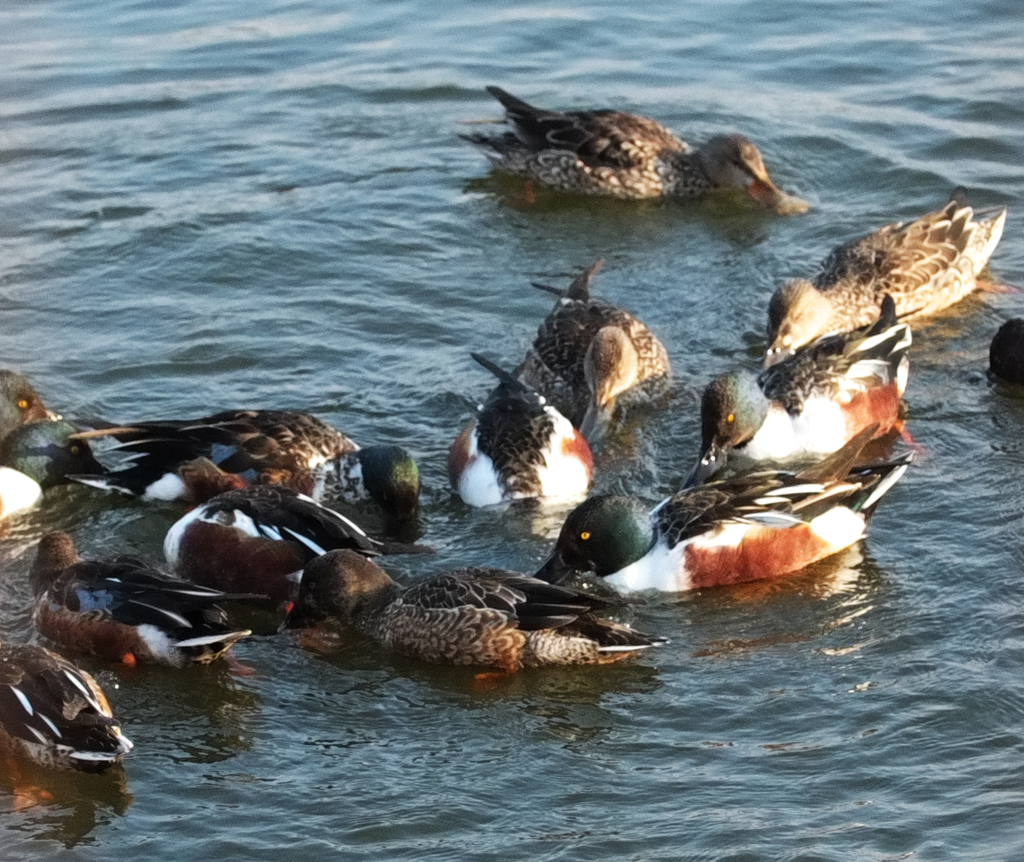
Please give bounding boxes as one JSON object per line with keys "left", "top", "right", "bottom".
{"left": 0, "top": 85, "right": 1016, "bottom": 786}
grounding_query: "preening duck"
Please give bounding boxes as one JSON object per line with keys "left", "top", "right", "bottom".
{"left": 515, "top": 259, "right": 670, "bottom": 442}
{"left": 766, "top": 195, "right": 1006, "bottom": 364}
{"left": 688, "top": 296, "right": 911, "bottom": 485}
{"left": 448, "top": 353, "right": 592, "bottom": 507}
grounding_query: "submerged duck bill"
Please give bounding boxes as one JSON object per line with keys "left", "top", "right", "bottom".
{"left": 763, "top": 345, "right": 794, "bottom": 368}
{"left": 534, "top": 550, "right": 575, "bottom": 585}
{"left": 578, "top": 401, "right": 612, "bottom": 446}
{"left": 746, "top": 179, "right": 809, "bottom": 215}
{"left": 684, "top": 440, "right": 731, "bottom": 489}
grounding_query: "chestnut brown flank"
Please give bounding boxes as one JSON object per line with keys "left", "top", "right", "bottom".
{"left": 36, "top": 605, "right": 151, "bottom": 663}
{"left": 560, "top": 429, "right": 593, "bottom": 477}
{"left": 177, "top": 521, "right": 306, "bottom": 601}
{"left": 843, "top": 382, "right": 900, "bottom": 439}
{"left": 684, "top": 523, "right": 845, "bottom": 588}
{"left": 447, "top": 422, "right": 476, "bottom": 488}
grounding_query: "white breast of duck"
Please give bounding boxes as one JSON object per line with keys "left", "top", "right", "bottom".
{"left": 740, "top": 398, "right": 850, "bottom": 462}
{"left": 0, "top": 466, "right": 43, "bottom": 519}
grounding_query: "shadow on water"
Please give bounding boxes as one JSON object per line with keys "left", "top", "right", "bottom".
{"left": 660, "top": 544, "right": 890, "bottom": 658}
{"left": 0, "top": 763, "right": 132, "bottom": 849}
{"left": 463, "top": 173, "right": 787, "bottom": 246}
{"left": 105, "top": 659, "right": 262, "bottom": 766}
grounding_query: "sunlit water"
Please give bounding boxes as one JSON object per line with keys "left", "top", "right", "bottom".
{"left": 1, "top": 0, "right": 1024, "bottom": 858}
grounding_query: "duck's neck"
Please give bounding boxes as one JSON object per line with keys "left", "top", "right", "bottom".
{"left": 353, "top": 582, "right": 404, "bottom": 638}
{"left": 659, "top": 151, "right": 714, "bottom": 197}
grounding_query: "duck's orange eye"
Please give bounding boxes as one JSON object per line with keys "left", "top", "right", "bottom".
{"left": 580, "top": 531, "right": 590, "bottom": 541}
{"left": 726, "top": 413, "right": 735, "bottom": 424}
{"left": 16, "top": 399, "right": 28, "bottom": 410}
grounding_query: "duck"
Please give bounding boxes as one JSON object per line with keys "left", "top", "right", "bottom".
{"left": 0, "top": 420, "right": 105, "bottom": 519}
{"left": 164, "top": 483, "right": 426, "bottom": 603}
{"left": 0, "top": 640, "right": 132, "bottom": 771}
{"left": 515, "top": 259, "right": 671, "bottom": 441}
{"left": 688, "top": 296, "right": 911, "bottom": 485}
{"left": 536, "top": 428, "right": 912, "bottom": 593}
{"left": 448, "top": 353, "right": 593, "bottom": 507}
{"left": 462, "top": 85, "right": 808, "bottom": 213}
{"left": 766, "top": 195, "right": 1007, "bottom": 365}
{"left": 285, "top": 549, "right": 666, "bottom": 671}
{"left": 989, "top": 319, "right": 1024, "bottom": 384}
{"left": 70, "top": 408, "right": 420, "bottom": 520}
{"left": 29, "top": 532, "right": 254, "bottom": 667}
{"left": 0, "top": 370, "right": 60, "bottom": 440}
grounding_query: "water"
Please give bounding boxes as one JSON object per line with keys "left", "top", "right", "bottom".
{"left": 1, "top": 0, "right": 1023, "bottom": 858}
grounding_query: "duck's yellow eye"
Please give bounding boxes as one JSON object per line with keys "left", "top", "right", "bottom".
{"left": 580, "top": 531, "right": 590, "bottom": 541}
{"left": 16, "top": 399, "right": 28, "bottom": 410}
{"left": 726, "top": 413, "right": 735, "bottom": 424}
{"left": 70, "top": 445, "right": 80, "bottom": 455}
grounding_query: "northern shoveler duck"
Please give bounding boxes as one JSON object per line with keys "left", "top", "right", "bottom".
{"left": 70, "top": 409, "right": 420, "bottom": 520}
{"left": 766, "top": 196, "right": 1007, "bottom": 365}
{"left": 164, "top": 484, "right": 426, "bottom": 603}
{"left": 0, "top": 370, "right": 59, "bottom": 439}
{"left": 537, "top": 429, "right": 912, "bottom": 592}
{"left": 0, "top": 641, "right": 132, "bottom": 771}
{"left": 285, "top": 549, "right": 666, "bottom": 671}
{"left": 0, "top": 421, "right": 104, "bottom": 519}
{"left": 514, "top": 259, "right": 671, "bottom": 441}
{"left": 448, "top": 353, "right": 593, "bottom": 507}
{"left": 30, "top": 532, "right": 254, "bottom": 667}
{"left": 990, "top": 319, "right": 1024, "bottom": 384}
{"left": 688, "top": 296, "right": 911, "bottom": 486}
{"left": 462, "top": 86, "right": 808, "bottom": 213}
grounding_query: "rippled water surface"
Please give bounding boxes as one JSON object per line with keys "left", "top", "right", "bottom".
{"left": 2, "top": 0, "right": 1024, "bottom": 858}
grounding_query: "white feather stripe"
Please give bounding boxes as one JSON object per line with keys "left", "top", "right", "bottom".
{"left": 9, "top": 685, "right": 33, "bottom": 716}
{"left": 859, "top": 462, "right": 911, "bottom": 512}
{"left": 744, "top": 511, "right": 805, "bottom": 529}
{"left": 789, "top": 483, "right": 862, "bottom": 512}
{"left": 897, "top": 356, "right": 909, "bottom": 396}
{"left": 280, "top": 527, "right": 327, "bottom": 556}
{"left": 61, "top": 669, "right": 105, "bottom": 715}
{"left": 69, "top": 749, "right": 126, "bottom": 762}
{"left": 39, "top": 714, "right": 62, "bottom": 738}
{"left": 259, "top": 523, "right": 284, "bottom": 542}
{"left": 852, "top": 325, "right": 911, "bottom": 356}
{"left": 130, "top": 601, "right": 194, "bottom": 629}
{"left": 761, "top": 483, "right": 826, "bottom": 498}
{"left": 295, "top": 493, "right": 369, "bottom": 537}
{"left": 174, "top": 630, "right": 250, "bottom": 648}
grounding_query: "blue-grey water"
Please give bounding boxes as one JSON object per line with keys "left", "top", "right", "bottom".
{"left": 2, "top": 0, "right": 1024, "bottom": 858}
